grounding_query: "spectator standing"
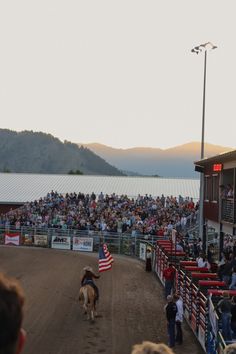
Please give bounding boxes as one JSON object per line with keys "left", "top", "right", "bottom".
{"left": 173, "top": 294, "right": 183, "bottom": 345}
{"left": 221, "top": 259, "right": 233, "bottom": 286}
{"left": 215, "top": 292, "right": 232, "bottom": 341}
{"left": 197, "top": 254, "right": 210, "bottom": 270}
{"left": 0, "top": 272, "right": 26, "bottom": 354}
{"left": 231, "top": 296, "right": 236, "bottom": 337}
{"left": 165, "top": 295, "right": 177, "bottom": 348}
{"left": 163, "top": 264, "right": 175, "bottom": 298}
{"left": 145, "top": 249, "right": 152, "bottom": 272}
{"left": 229, "top": 268, "right": 236, "bottom": 290}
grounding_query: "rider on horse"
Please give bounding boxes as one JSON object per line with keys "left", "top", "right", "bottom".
{"left": 81, "top": 266, "right": 100, "bottom": 301}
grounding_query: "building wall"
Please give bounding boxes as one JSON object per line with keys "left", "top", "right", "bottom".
{"left": 0, "top": 204, "right": 23, "bottom": 214}
{"left": 204, "top": 201, "right": 219, "bottom": 222}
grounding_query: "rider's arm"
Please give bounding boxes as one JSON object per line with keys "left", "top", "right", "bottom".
{"left": 92, "top": 273, "right": 100, "bottom": 279}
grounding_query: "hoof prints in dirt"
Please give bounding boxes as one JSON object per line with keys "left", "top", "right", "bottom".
{"left": 84, "top": 328, "right": 108, "bottom": 354}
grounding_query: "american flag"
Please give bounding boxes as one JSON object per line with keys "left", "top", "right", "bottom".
{"left": 98, "top": 243, "right": 114, "bottom": 272}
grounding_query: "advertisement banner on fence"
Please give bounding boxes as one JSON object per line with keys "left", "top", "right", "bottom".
{"left": 209, "top": 296, "right": 218, "bottom": 337}
{"left": 5, "top": 233, "right": 20, "bottom": 246}
{"left": 34, "top": 235, "right": 48, "bottom": 247}
{"left": 23, "top": 234, "right": 33, "bottom": 246}
{"left": 139, "top": 243, "right": 146, "bottom": 261}
{"left": 72, "top": 237, "right": 93, "bottom": 252}
{"left": 51, "top": 236, "right": 71, "bottom": 250}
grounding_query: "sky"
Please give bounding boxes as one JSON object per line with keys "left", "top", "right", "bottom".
{"left": 0, "top": 1, "right": 236, "bottom": 150}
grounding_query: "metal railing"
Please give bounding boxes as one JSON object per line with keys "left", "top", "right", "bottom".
{"left": 221, "top": 198, "right": 234, "bottom": 223}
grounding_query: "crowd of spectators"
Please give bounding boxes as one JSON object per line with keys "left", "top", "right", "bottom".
{"left": 0, "top": 191, "right": 198, "bottom": 237}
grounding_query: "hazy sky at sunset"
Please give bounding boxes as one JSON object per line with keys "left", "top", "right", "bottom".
{"left": 0, "top": 1, "right": 235, "bottom": 149}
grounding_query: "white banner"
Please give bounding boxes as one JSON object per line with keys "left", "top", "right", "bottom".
{"left": 51, "top": 236, "right": 71, "bottom": 250}
{"left": 34, "top": 235, "right": 48, "bottom": 247}
{"left": 139, "top": 242, "right": 146, "bottom": 261}
{"left": 5, "top": 233, "right": 20, "bottom": 246}
{"left": 72, "top": 237, "right": 93, "bottom": 252}
{"left": 209, "top": 296, "right": 218, "bottom": 336}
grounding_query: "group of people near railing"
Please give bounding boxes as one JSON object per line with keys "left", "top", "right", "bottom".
{"left": 0, "top": 191, "right": 198, "bottom": 238}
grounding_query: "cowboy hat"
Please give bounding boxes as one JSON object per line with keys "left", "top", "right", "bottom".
{"left": 83, "top": 266, "right": 93, "bottom": 272}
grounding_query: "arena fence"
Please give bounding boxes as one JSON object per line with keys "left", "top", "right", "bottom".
{"left": 0, "top": 226, "right": 159, "bottom": 257}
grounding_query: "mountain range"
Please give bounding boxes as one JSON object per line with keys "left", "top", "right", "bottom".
{"left": 81, "top": 142, "right": 234, "bottom": 178}
{"left": 0, "top": 129, "right": 124, "bottom": 175}
{"left": 0, "top": 128, "right": 233, "bottom": 177}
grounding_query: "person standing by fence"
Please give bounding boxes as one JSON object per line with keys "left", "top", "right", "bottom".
{"left": 215, "top": 291, "right": 232, "bottom": 342}
{"left": 165, "top": 295, "right": 177, "bottom": 348}
{"left": 145, "top": 248, "right": 152, "bottom": 272}
{"left": 173, "top": 294, "right": 183, "bottom": 345}
{"left": 163, "top": 263, "right": 175, "bottom": 298}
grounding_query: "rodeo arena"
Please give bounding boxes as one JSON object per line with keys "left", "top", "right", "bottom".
{"left": 1, "top": 150, "right": 236, "bottom": 354}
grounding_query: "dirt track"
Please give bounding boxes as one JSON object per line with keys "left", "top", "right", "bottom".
{"left": 0, "top": 246, "right": 204, "bottom": 354}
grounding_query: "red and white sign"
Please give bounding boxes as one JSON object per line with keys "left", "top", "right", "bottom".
{"left": 72, "top": 237, "right": 93, "bottom": 252}
{"left": 5, "top": 233, "right": 20, "bottom": 246}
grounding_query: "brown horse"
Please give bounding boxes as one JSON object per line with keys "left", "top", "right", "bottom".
{"left": 79, "top": 284, "right": 97, "bottom": 322}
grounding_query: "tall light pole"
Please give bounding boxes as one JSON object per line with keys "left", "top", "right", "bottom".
{"left": 191, "top": 42, "right": 217, "bottom": 253}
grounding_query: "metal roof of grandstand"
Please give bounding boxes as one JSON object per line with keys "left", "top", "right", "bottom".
{"left": 195, "top": 149, "right": 236, "bottom": 166}
{"left": 0, "top": 173, "right": 200, "bottom": 203}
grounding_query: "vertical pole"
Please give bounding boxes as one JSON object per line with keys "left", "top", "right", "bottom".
{"left": 201, "top": 50, "right": 207, "bottom": 160}
{"left": 200, "top": 50, "right": 207, "bottom": 253}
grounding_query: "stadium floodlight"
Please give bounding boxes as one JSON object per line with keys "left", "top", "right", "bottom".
{"left": 191, "top": 42, "right": 217, "bottom": 253}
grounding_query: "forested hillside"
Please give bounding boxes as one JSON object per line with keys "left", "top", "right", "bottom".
{"left": 0, "top": 129, "right": 124, "bottom": 175}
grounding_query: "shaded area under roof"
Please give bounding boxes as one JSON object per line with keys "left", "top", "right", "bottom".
{"left": 0, "top": 173, "right": 200, "bottom": 203}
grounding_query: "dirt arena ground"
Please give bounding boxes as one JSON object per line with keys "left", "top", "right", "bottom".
{"left": 0, "top": 246, "right": 204, "bottom": 354}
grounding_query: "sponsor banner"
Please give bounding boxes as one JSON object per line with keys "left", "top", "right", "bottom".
{"left": 23, "top": 234, "right": 33, "bottom": 246}
{"left": 209, "top": 296, "right": 218, "bottom": 337}
{"left": 5, "top": 233, "right": 20, "bottom": 246}
{"left": 72, "top": 237, "right": 93, "bottom": 252}
{"left": 34, "top": 235, "right": 48, "bottom": 247}
{"left": 139, "top": 242, "right": 146, "bottom": 261}
{"left": 51, "top": 236, "right": 71, "bottom": 250}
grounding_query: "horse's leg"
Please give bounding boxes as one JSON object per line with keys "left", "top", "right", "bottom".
{"left": 83, "top": 303, "right": 87, "bottom": 315}
{"left": 82, "top": 288, "right": 89, "bottom": 317}
{"left": 94, "top": 300, "right": 98, "bottom": 317}
{"left": 90, "top": 303, "right": 95, "bottom": 322}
